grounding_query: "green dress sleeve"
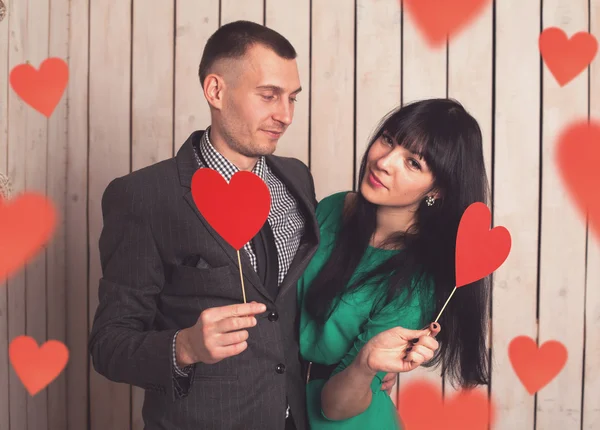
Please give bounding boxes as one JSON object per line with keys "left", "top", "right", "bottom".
{"left": 321, "top": 281, "right": 430, "bottom": 421}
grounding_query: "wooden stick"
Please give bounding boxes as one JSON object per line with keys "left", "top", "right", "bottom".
{"left": 236, "top": 250, "right": 247, "bottom": 303}
{"left": 434, "top": 286, "right": 457, "bottom": 323}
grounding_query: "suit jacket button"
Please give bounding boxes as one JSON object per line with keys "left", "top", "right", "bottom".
{"left": 275, "top": 363, "right": 285, "bottom": 374}
{"left": 268, "top": 311, "right": 279, "bottom": 322}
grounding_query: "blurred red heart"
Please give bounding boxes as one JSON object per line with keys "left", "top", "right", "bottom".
{"left": 509, "top": 336, "right": 567, "bottom": 395}
{"left": 539, "top": 27, "right": 598, "bottom": 86}
{"left": 191, "top": 168, "right": 270, "bottom": 250}
{"left": 9, "top": 57, "right": 68, "bottom": 117}
{"left": 403, "top": 0, "right": 491, "bottom": 48}
{"left": 455, "top": 202, "right": 511, "bottom": 287}
{"left": 555, "top": 119, "right": 600, "bottom": 241}
{"left": 0, "top": 192, "right": 57, "bottom": 282}
{"left": 9, "top": 336, "right": 69, "bottom": 396}
{"left": 398, "top": 379, "right": 494, "bottom": 430}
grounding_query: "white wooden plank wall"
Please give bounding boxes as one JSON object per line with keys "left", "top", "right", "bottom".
{"left": 0, "top": 1, "right": 598, "bottom": 429}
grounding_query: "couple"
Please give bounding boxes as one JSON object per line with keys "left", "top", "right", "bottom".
{"left": 88, "top": 20, "right": 490, "bottom": 430}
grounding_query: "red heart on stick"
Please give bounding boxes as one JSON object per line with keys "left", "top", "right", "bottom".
{"left": 508, "top": 336, "right": 567, "bottom": 395}
{"left": 455, "top": 202, "right": 511, "bottom": 287}
{"left": 191, "top": 168, "right": 270, "bottom": 250}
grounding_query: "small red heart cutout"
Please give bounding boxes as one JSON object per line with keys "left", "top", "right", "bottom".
{"left": 191, "top": 168, "right": 270, "bottom": 250}
{"left": 403, "top": 0, "right": 492, "bottom": 48}
{"left": 9, "top": 336, "right": 69, "bottom": 396}
{"left": 9, "top": 57, "right": 69, "bottom": 117}
{"left": 508, "top": 336, "right": 567, "bottom": 395}
{"left": 398, "top": 379, "right": 494, "bottom": 430}
{"left": 455, "top": 202, "right": 511, "bottom": 287}
{"left": 539, "top": 27, "right": 598, "bottom": 87}
{"left": 555, "top": 119, "right": 600, "bottom": 241}
{"left": 0, "top": 192, "right": 57, "bottom": 282}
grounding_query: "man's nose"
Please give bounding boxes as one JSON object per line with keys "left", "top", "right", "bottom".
{"left": 273, "top": 99, "right": 293, "bottom": 125}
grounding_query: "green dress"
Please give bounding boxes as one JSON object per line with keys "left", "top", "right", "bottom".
{"left": 297, "top": 191, "right": 434, "bottom": 430}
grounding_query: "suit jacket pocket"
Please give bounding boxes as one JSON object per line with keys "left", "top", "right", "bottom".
{"left": 167, "top": 263, "right": 243, "bottom": 299}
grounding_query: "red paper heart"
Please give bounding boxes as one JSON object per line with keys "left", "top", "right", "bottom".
{"left": 9, "top": 336, "right": 69, "bottom": 396}
{"left": 398, "top": 379, "right": 494, "bottom": 430}
{"left": 191, "top": 168, "right": 270, "bottom": 250}
{"left": 0, "top": 193, "right": 57, "bottom": 282}
{"left": 555, "top": 119, "right": 600, "bottom": 240}
{"left": 539, "top": 27, "right": 598, "bottom": 87}
{"left": 455, "top": 202, "right": 511, "bottom": 287}
{"left": 9, "top": 57, "right": 69, "bottom": 117}
{"left": 403, "top": 0, "right": 491, "bottom": 48}
{"left": 509, "top": 336, "right": 567, "bottom": 395}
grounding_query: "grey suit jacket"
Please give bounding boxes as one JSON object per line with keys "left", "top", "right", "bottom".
{"left": 89, "top": 130, "right": 320, "bottom": 430}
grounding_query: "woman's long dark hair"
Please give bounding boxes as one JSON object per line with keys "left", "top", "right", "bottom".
{"left": 305, "top": 98, "right": 490, "bottom": 389}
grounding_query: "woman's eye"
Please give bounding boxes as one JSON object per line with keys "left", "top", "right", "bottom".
{"left": 408, "top": 159, "right": 422, "bottom": 170}
{"left": 382, "top": 135, "right": 393, "bottom": 145}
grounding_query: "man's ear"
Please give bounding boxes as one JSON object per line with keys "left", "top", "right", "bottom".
{"left": 203, "top": 73, "right": 225, "bottom": 110}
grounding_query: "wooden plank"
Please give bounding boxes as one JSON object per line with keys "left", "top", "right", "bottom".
{"left": 130, "top": 1, "right": 175, "bottom": 427}
{"left": 265, "top": 0, "right": 310, "bottom": 165}
{"left": 397, "top": 0, "right": 446, "bottom": 392}
{"left": 88, "top": 1, "right": 133, "bottom": 429}
{"left": 8, "top": 1, "right": 52, "bottom": 429}
{"left": 354, "top": 0, "right": 401, "bottom": 185}
{"left": 46, "top": 0, "right": 69, "bottom": 428}
{"left": 310, "top": 0, "right": 355, "bottom": 201}
{"left": 6, "top": 0, "right": 29, "bottom": 428}
{"left": 583, "top": 3, "right": 600, "bottom": 428}
{"left": 353, "top": 0, "right": 401, "bottom": 407}
{"left": 65, "top": 0, "right": 90, "bottom": 428}
{"left": 173, "top": 0, "right": 218, "bottom": 152}
{"left": 445, "top": 0, "right": 493, "bottom": 405}
{"left": 401, "top": 4, "right": 446, "bottom": 103}
{"left": 491, "top": 1, "right": 540, "bottom": 428}
{"left": 220, "top": 0, "right": 263, "bottom": 25}
{"left": 0, "top": 0, "right": 10, "bottom": 427}
{"left": 538, "top": 0, "right": 588, "bottom": 429}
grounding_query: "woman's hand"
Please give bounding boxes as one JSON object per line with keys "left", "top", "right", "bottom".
{"left": 356, "top": 322, "right": 441, "bottom": 375}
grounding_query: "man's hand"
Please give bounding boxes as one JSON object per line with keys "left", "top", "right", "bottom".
{"left": 381, "top": 373, "right": 397, "bottom": 394}
{"left": 176, "top": 301, "right": 266, "bottom": 366}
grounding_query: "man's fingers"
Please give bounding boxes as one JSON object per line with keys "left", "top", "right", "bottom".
{"left": 218, "top": 341, "right": 249, "bottom": 358}
{"left": 218, "top": 330, "right": 250, "bottom": 346}
{"left": 215, "top": 316, "right": 257, "bottom": 333}
{"left": 203, "top": 302, "right": 266, "bottom": 323}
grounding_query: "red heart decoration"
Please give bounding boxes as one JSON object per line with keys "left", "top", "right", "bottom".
{"left": 539, "top": 27, "right": 598, "bottom": 87}
{"left": 555, "top": 119, "right": 600, "bottom": 241}
{"left": 455, "top": 202, "right": 511, "bottom": 287}
{"left": 508, "top": 336, "right": 567, "bottom": 395}
{"left": 403, "top": 0, "right": 492, "bottom": 48}
{"left": 191, "top": 168, "right": 270, "bottom": 250}
{"left": 398, "top": 379, "right": 494, "bottom": 430}
{"left": 9, "top": 335, "right": 69, "bottom": 396}
{"left": 9, "top": 57, "right": 69, "bottom": 117}
{"left": 0, "top": 192, "right": 57, "bottom": 282}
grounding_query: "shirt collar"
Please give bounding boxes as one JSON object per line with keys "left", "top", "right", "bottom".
{"left": 199, "top": 126, "right": 267, "bottom": 183}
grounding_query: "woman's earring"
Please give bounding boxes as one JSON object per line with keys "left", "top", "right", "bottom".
{"left": 425, "top": 195, "right": 435, "bottom": 207}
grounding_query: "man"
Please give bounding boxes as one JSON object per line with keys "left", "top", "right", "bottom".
{"left": 89, "top": 20, "right": 395, "bottom": 430}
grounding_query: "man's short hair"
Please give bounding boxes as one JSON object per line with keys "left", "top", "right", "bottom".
{"left": 198, "top": 20, "right": 297, "bottom": 86}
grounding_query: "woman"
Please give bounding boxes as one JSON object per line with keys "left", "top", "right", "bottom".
{"left": 297, "top": 98, "right": 491, "bottom": 429}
